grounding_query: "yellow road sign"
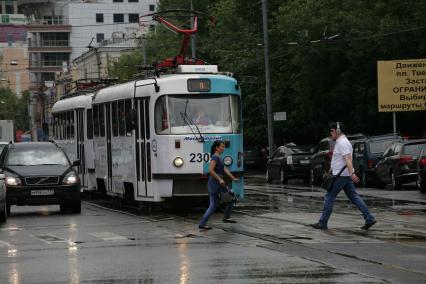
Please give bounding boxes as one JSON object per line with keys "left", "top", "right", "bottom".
{"left": 377, "top": 59, "right": 426, "bottom": 112}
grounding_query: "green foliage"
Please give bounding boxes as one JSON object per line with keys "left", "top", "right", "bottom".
{"left": 109, "top": 0, "right": 426, "bottom": 145}
{"left": 0, "top": 89, "right": 29, "bottom": 130}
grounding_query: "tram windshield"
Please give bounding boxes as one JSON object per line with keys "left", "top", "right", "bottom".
{"left": 155, "top": 94, "right": 241, "bottom": 135}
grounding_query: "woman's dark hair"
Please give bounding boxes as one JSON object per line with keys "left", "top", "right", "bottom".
{"left": 210, "top": 140, "right": 224, "bottom": 156}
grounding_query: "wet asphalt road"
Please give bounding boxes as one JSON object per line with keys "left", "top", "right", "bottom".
{"left": 0, "top": 171, "right": 425, "bottom": 283}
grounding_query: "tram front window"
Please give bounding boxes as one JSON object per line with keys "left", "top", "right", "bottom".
{"left": 155, "top": 94, "right": 240, "bottom": 134}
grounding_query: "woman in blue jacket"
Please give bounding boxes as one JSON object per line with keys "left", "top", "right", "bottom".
{"left": 199, "top": 140, "right": 239, "bottom": 230}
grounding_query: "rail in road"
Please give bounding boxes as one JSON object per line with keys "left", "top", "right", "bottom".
{"left": 81, "top": 176, "right": 426, "bottom": 284}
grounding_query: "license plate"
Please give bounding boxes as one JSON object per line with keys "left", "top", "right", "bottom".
{"left": 300, "top": 160, "right": 310, "bottom": 165}
{"left": 31, "top": 190, "right": 54, "bottom": 196}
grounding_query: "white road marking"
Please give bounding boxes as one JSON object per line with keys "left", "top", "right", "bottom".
{"left": 89, "top": 232, "right": 128, "bottom": 241}
{"left": 32, "top": 234, "right": 68, "bottom": 244}
{"left": 0, "top": 240, "right": 11, "bottom": 248}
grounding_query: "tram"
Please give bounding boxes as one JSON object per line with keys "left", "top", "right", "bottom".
{"left": 51, "top": 10, "right": 244, "bottom": 203}
{"left": 91, "top": 65, "right": 243, "bottom": 202}
{"left": 51, "top": 93, "right": 96, "bottom": 191}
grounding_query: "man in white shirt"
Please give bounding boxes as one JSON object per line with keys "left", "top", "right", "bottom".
{"left": 311, "top": 122, "right": 376, "bottom": 230}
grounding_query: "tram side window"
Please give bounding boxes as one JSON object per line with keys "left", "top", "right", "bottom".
{"left": 119, "top": 100, "right": 125, "bottom": 136}
{"left": 58, "top": 113, "right": 63, "bottom": 139}
{"left": 65, "top": 112, "right": 70, "bottom": 139}
{"left": 125, "top": 100, "right": 132, "bottom": 136}
{"left": 99, "top": 104, "right": 105, "bottom": 137}
{"left": 87, "top": 109, "right": 93, "bottom": 139}
{"left": 93, "top": 105, "right": 99, "bottom": 137}
{"left": 155, "top": 96, "right": 169, "bottom": 134}
{"left": 52, "top": 114, "right": 57, "bottom": 139}
{"left": 69, "top": 111, "right": 74, "bottom": 139}
{"left": 230, "top": 95, "right": 241, "bottom": 133}
{"left": 112, "top": 101, "right": 118, "bottom": 137}
{"left": 61, "top": 112, "right": 66, "bottom": 139}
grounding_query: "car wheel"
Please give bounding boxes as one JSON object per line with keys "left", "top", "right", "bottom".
{"left": 72, "top": 200, "right": 81, "bottom": 214}
{"left": 6, "top": 204, "right": 11, "bottom": 217}
{"left": 418, "top": 175, "right": 426, "bottom": 193}
{"left": 310, "top": 168, "right": 319, "bottom": 186}
{"left": 0, "top": 199, "right": 7, "bottom": 223}
{"left": 266, "top": 170, "right": 273, "bottom": 184}
{"left": 60, "top": 202, "right": 68, "bottom": 213}
{"left": 280, "top": 169, "right": 288, "bottom": 184}
{"left": 391, "top": 172, "right": 401, "bottom": 190}
{"left": 359, "top": 168, "right": 367, "bottom": 187}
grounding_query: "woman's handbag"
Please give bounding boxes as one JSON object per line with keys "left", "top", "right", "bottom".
{"left": 219, "top": 187, "right": 236, "bottom": 205}
{"left": 321, "top": 166, "right": 347, "bottom": 191}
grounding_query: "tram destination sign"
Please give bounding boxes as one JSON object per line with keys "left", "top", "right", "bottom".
{"left": 377, "top": 59, "right": 426, "bottom": 112}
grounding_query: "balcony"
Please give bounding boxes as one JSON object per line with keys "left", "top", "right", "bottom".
{"left": 29, "top": 40, "right": 70, "bottom": 47}
{"left": 28, "top": 39, "right": 71, "bottom": 53}
{"left": 26, "top": 24, "right": 71, "bottom": 33}
{"left": 29, "top": 61, "right": 66, "bottom": 72}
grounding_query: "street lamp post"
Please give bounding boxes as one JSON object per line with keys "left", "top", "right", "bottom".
{"left": 261, "top": 0, "right": 275, "bottom": 155}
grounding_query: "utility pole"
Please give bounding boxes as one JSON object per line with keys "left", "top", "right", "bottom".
{"left": 261, "top": 0, "right": 275, "bottom": 154}
{"left": 190, "top": 0, "right": 196, "bottom": 59}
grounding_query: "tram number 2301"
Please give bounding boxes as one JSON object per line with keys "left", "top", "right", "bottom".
{"left": 189, "top": 153, "right": 210, "bottom": 163}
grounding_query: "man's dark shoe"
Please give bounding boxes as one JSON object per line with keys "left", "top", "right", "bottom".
{"left": 198, "top": 225, "right": 212, "bottom": 230}
{"left": 310, "top": 223, "right": 327, "bottom": 230}
{"left": 223, "top": 218, "right": 237, "bottom": 223}
{"left": 361, "top": 220, "right": 377, "bottom": 230}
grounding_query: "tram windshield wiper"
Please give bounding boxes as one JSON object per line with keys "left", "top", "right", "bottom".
{"left": 180, "top": 100, "right": 204, "bottom": 142}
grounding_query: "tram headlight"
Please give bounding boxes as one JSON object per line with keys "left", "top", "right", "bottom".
{"left": 173, "top": 157, "right": 184, "bottom": 167}
{"left": 223, "top": 156, "right": 233, "bottom": 166}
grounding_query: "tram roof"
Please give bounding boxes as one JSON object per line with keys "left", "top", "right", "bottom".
{"left": 52, "top": 93, "right": 94, "bottom": 113}
{"left": 93, "top": 73, "right": 239, "bottom": 105}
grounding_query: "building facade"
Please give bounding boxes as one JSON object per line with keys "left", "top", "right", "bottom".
{"left": 63, "top": 0, "right": 155, "bottom": 61}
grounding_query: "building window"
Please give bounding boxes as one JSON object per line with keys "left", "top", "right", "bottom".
{"left": 96, "top": 33, "right": 104, "bottom": 43}
{"left": 96, "top": 13, "right": 103, "bottom": 23}
{"left": 128, "top": 13, "right": 139, "bottom": 23}
{"left": 128, "top": 0, "right": 138, "bottom": 2}
{"left": 113, "top": 14, "right": 124, "bottom": 23}
{"left": 149, "top": 4, "right": 155, "bottom": 11}
{"left": 113, "top": 0, "right": 124, "bottom": 2}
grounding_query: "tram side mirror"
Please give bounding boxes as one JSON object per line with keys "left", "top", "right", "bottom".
{"left": 130, "top": 108, "right": 137, "bottom": 129}
{"left": 72, "top": 160, "right": 81, "bottom": 167}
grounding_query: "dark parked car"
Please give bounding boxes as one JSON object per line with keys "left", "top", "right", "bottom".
{"left": 353, "top": 134, "right": 402, "bottom": 187}
{"left": 243, "top": 147, "right": 264, "bottom": 169}
{"left": 266, "top": 144, "right": 313, "bottom": 184}
{"left": 310, "top": 138, "right": 334, "bottom": 185}
{"left": 0, "top": 142, "right": 81, "bottom": 215}
{"left": 375, "top": 139, "right": 426, "bottom": 190}
{"left": 0, "top": 173, "right": 6, "bottom": 223}
{"left": 417, "top": 143, "right": 426, "bottom": 193}
{"left": 310, "top": 134, "right": 366, "bottom": 185}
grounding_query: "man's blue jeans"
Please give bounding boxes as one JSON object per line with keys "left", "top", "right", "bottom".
{"left": 199, "top": 192, "right": 234, "bottom": 226}
{"left": 319, "top": 176, "right": 375, "bottom": 228}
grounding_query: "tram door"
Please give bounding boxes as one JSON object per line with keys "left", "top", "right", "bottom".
{"left": 76, "top": 109, "right": 86, "bottom": 186}
{"left": 135, "top": 98, "right": 152, "bottom": 198}
{"left": 105, "top": 103, "right": 113, "bottom": 193}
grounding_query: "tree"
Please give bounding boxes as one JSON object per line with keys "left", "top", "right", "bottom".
{"left": 0, "top": 88, "right": 30, "bottom": 130}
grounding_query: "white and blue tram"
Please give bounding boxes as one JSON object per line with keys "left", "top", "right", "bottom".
{"left": 52, "top": 65, "right": 244, "bottom": 202}
{"left": 51, "top": 93, "right": 96, "bottom": 191}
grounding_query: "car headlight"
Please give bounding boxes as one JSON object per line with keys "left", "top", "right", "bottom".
{"left": 5, "top": 175, "right": 22, "bottom": 186}
{"left": 223, "top": 156, "right": 233, "bottom": 166}
{"left": 63, "top": 172, "right": 78, "bottom": 185}
{"left": 173, "top": 157, "right": 184, "bottom": 167}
